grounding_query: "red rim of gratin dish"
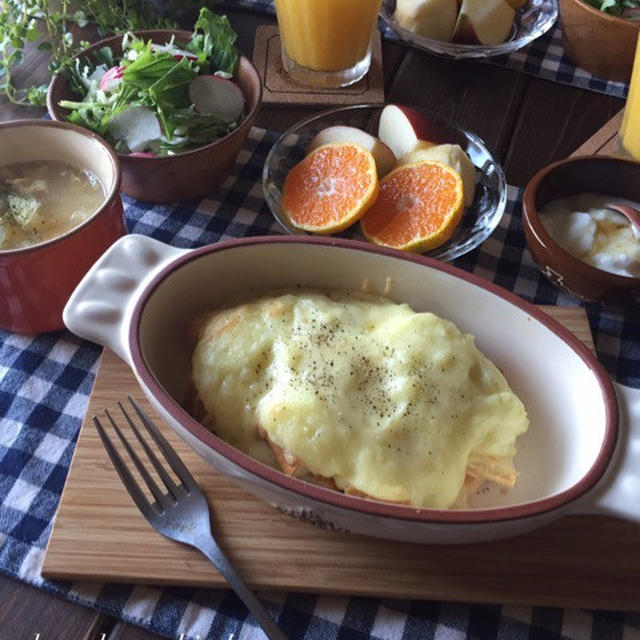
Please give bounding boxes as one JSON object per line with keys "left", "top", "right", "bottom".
{"left": 128, "top": 236, "right": 619, "bottom": 525}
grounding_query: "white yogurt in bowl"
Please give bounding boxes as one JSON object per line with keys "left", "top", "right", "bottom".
{"left": 539, "top": 193, "right": 640, "bottom": 278}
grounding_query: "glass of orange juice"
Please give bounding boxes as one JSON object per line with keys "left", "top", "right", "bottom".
{"left": 620, "top": 33, "right": 640, "bottom": 160}
{"left": 274, "top": 0, "right": 382, "bottom": 88}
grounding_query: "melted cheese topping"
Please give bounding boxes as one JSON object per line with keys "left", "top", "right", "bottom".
{"left": 191, "top": 290, "right": 529, "bottom": 509}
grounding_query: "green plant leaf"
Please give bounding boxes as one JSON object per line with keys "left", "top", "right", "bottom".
{"left": 162, "top": 107, "right": 234, "bottom": 151}
{"left": 188, "top": 7, "right": 239, "bottom": 75}
{"left": 122, "top": 47, "right": 179, "bottom": 90}
{"left": 74, "top": 10, "right": 89, "bottom": 28}
{"left": 95, "top": 46, "right": 115, "bottom": 68}
{"left": 584, "top": 0, "right": 640, "bottom": 13}
{"left": 26, "top": 21, "right": 40, "bottom": 43}
{"left": 148, "top": 57, "right": 198, "bottom": 136}
{"left": 600, "top": 0, "right": 620, "bottom": 12}
{"left": 26, "top": 83, "right": 47, "bottom": 105}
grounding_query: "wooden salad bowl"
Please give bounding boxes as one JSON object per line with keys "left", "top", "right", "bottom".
{"left": 559, "top": 0, "right": 639, "bottom": 83}
{"left": 47, "top": 30, "right": 262, "bottom": 203}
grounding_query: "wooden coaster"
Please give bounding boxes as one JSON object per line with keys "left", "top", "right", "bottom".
{"left": 252, "top": 25, "right": 385, "bottom": 106}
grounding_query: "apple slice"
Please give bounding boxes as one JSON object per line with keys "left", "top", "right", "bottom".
{"left": 399, "top": 144, "right": 477, "bottom": 207}
{"left": 412, "top": 140, "right": 437, "bottom": 154}
{"left": 189, "top": 75, "right": 245, "bottom": 122}
{"left": 394, "top": 0, "right": 458, "bottom": 42}
{"left": 377, "top": 104, "right": 447, "bottom": 160}
{"left": 308, "top": 126, "right": 397, "bottom": 178}
{"left": 452, "top": 0, "right": 515, "bottom": 46}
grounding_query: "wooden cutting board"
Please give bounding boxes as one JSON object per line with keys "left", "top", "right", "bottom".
{"left": 41, "top": 306, "right": 640, "bottom": 611}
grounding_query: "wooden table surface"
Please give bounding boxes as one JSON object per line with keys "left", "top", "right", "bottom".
{"left": 0, "top": 6, "right": 626, "bottom": 640}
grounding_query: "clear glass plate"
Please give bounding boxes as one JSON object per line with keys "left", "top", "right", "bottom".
{"left": 262, "top": 104, "right": 507, "bottom": 262}
{"left": 380, "top": 0, "right": 558, "bottom": 59}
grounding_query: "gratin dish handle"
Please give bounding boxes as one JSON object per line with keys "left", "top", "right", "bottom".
{"left": 63, "top": 234, "right": 189, "bottom": 364}
{"left": 580, "top": 383, "right": 640, "bottom": 522}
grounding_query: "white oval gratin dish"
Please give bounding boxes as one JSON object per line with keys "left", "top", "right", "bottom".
{"left": 63, "top": 235, "right": 640, "bottom": 544}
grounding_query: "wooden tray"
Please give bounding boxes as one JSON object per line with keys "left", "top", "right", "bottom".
{"left": 571, "top": 109, "right": 623, "bottom": 157}
{"left": 41, "top": 306, "right": 640, "bottom": 611}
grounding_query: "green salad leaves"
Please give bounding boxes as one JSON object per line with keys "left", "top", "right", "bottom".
{"left": 0, "top": 0, "right": 200, "bottom": 106}
{"left": 188, "top": 10, "right": 239, "bottom": 75}
{"left": 59, "top": 7, "right": 243, "bottom": 156}
{"left": 583, "top": 0, "right": 640, "bottom": 19}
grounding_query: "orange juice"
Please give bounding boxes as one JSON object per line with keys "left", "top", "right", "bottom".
{"left": 621, "top": 34, "right": 640, "bottom": 160}
{"left": 274, "top": 0, "right": 382, "bottom": 87}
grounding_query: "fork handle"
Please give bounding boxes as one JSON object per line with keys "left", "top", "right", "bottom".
{"left": 196, "top": 535, "right": 289, "bottom": 640}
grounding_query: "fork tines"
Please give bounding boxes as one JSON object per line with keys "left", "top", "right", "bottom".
{"left": 93, "top": 397, "right": 193, "bottom": 515}
{"left": 94, "top": 397, "right": 289, "bottom": 640}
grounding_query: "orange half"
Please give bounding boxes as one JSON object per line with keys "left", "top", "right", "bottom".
{"left": 360, "top": 160, "right": 464, "bottom": 252}
{"left": 282, "top": 143, "right": 379, "bottom": 233}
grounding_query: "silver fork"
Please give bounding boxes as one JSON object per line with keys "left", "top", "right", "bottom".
{"left": 93, "top": 396, "right": 288, "bottom": 640}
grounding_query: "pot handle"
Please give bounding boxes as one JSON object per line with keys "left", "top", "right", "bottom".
{"left": 580, "top": 382, "right": 640, "bottom": 522}
{"left": 63, "top": 234, "right": 190, "bottom": 366}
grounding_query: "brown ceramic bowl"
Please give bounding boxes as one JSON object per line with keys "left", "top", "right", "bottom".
{"left": 0, "top": 120, "right": 126, "bottom": 333}
{"left": 47, "top": 30, "right": 262, "bottom": 203}
{"left": 559, "top": 0, "right": 640, "bottom": 82}
{"left": 522, "top": 155, "right": 640, "bottom": 306}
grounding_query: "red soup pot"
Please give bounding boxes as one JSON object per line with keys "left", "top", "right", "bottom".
{"left": 0, "top": 120, "right": 125, "bottom": 333}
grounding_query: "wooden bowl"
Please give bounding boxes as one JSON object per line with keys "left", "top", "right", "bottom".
{"left": 47, "top": 30, "right": 262, "bottom": 203}
{"left": 559, "top": 0, "right": 640, "bottom": 83}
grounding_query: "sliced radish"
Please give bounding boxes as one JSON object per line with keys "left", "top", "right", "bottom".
{"left": 128, "top": 151, "right": 157, "bottom": 158}
{"left": 88, "top": 64, "right": 108, "bottom": 85}
{"left": 150, "top": 42, "right": 198, "bottom": 62}
{"left": 189, "top": 75, "right": 244, "bottom": 122}
{"left": 107, "top": 106, "right": 162, "bottom": 153}
{"left": 99, "top": 66, "right": 124, "bottom": 92}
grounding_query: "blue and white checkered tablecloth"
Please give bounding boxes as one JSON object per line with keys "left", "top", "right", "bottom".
{"left": 221, "top": 0, "right": 630, "bottom": 99}
{"left": 1, "top": 127, "right": 639, "bottom": 640}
